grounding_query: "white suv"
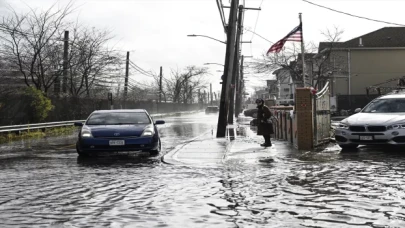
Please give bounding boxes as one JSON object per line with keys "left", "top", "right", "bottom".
{"left": 336, "top": 91, "right": 405, "bottom": 149}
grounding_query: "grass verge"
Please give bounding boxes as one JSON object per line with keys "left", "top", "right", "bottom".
{"left": 0, "top": 126, "right": 77, "bottom": 144}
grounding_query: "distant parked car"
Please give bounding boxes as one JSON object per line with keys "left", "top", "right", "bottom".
{"left": 74, "top": 109, "right": 165, "bottom": 156}
{"left": 244, "top": 108, "right": 258, "bottom": 118}
{"left": 336, "top": 91, "right": 405, "bottom": 149}
{"left": 250, "top": 118, "right": 258, "bottom": 126}
{"left": 205, "top": 106, "right": 219, "bottom": 114}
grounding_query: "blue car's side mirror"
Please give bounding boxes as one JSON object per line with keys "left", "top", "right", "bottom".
{"left": 74, "top": 122, "right": 83, "bottom": 127}
{"left": 155, "top": 120, "right": 165, "bottom": 125}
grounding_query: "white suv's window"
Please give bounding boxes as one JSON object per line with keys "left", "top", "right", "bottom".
{"left": 363, "top": 98, "right": 405, "bottom": 113}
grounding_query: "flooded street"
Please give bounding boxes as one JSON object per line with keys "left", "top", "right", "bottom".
{"left": 1, "top": 112, "right": 405, "bottom": 227}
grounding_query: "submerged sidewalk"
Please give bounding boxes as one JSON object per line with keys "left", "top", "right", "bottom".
{"left": 162, "top": 115, "right": 297, "bottom": 166}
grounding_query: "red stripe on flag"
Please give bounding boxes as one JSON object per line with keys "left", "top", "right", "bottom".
{"left": 267, "top": 23, "right": 302, "bottom": 54}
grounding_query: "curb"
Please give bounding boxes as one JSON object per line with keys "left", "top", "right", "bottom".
{"left": 161, "top": 130, "right": 219, "bottom": 166}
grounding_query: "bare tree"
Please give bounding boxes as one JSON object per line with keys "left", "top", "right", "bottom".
{"left": 163, "top": 66, "right": 209, "bottom": 104}
{"left": 0, "top": 2, "right": 75, "bottom": 94}
{"left": 67, "top": 25, "right": 123, "bottom": 97}
{"left": 249, "top": 43, "right": 316, "bottom": 84}
{"left": 312, "top": 27, "right": 345, "bottom": 88}
{"left": 250, "top": 27, "right": 344, "bottom": 89}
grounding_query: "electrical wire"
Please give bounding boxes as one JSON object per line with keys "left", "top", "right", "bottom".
{"left": 302, "top": 0, "right": 405, "bottom": 26}
{"left": 250, "top": 0, "right": 264, "bottom": 41}
{"left": 216, "top": 0, "right": 227, "bottom": 32}
{"left": 128, "top": 60, "right": 155, "bottom": 78}
{"left": 129, "top": 64, "right": 152, "bottom": 77}
{"left": 244, "top": 27, "right": 272, "bottom": 43}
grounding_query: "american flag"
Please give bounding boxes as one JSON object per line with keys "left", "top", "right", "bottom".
{"left": 267, "top": 23, "right": 302, "bottom": 54}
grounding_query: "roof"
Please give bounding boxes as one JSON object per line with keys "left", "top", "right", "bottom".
{"left": 297, "top": 53, "right": 316, "bottom": 60}
{"left": 318, "top": 42, "right": 345, "bottom": 53}
{"left": 318, "top": 27, "right": 405, "bottom": 52}
{"left": 93, "top": 109, "right": 147, "bottom": 113}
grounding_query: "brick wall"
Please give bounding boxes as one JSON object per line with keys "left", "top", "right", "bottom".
{"left": 295, "top": 88, "right": 313, "bottom": 150}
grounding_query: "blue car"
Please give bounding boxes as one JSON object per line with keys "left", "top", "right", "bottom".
{"left": 74, "top": 109, "right": 165, "bottom": 156}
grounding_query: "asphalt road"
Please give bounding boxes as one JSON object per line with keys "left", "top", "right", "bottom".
{"left": 1, "top": 112, "right": 405, "bottom": 227}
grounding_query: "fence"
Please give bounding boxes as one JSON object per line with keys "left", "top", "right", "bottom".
{"left": 269, "top": 86, "right": 332, "bottom": 150}
{"left": 269, "top": 106, "right": 294, "bottom": 144}
{"left": 0, "top": 95, "right": 207, "bottom": 126}
{"left": 337, "top": 94, "right": 379, "bottom": 112}
{"left": 314, "top": 82, "right": 331, "bottom": 146}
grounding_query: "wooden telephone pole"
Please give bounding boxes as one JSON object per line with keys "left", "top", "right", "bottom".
{"left": 216, "top": 0, "right": 239, "bottom": 137}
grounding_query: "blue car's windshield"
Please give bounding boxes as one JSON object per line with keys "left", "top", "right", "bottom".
{"left": 86, "top": 112, "right": 151, "bottom": 125}
{"left": 362, "top": 98, "right": 405, "bottom": 113}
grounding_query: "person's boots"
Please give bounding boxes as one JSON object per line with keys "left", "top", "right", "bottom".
{"left": 263, "top": 137, "right": 272, "bottom": 147}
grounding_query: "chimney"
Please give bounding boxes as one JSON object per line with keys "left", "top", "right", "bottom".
{"left": 359, "top": 37, "right": 363, "bottom": 47}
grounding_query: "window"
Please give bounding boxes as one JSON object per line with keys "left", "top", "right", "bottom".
{"left": 363, "top": 99, "right": 405, "bottom": 113}
{"left": 86, "top": 112, "right": 151, "bottom": 125}
{"left": 283, "top": 88, "right": 290, "bottom": 92}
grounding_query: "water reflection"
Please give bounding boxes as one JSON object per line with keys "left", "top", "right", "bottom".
{"left": 76, "top": 154, "right": 161, "bottom": 167}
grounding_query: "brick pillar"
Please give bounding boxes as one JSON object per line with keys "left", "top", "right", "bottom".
{"left": 295, "top": 88, "right": 313, "bottom": 150}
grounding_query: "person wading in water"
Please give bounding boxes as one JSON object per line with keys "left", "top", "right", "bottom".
{"left": 256, "top": 98, "right": 273, "bottom": 147}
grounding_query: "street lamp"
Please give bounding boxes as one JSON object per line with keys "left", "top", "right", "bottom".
{"left": 204, "top": 63, "right": 225, "bottom": 67}
{"left": 187, "top": 34, "right": 252, "bottom": 45}
{"left": 187, "top": 34, "right": 226, "bottom": 44}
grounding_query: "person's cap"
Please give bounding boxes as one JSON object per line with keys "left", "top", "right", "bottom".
{"left": 255, "top": 98, "right": 264, "bottom": 104}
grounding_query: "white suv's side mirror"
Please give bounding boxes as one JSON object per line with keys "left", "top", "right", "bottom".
{"left": 354, "top": 108, "right": 361, "bottom": 113}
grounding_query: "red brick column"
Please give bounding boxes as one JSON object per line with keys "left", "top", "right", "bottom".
{"left": 295, "top": 88, "right": 313, "bottom": 150}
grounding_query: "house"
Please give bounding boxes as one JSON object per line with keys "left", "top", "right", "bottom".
{"left": 254, "top": 89, "right": 271, "bottom": 100}
{"left": 266, "top": 79, "right": 278, "bottom": 99}
{"left": 272, "top": 69, "right": 292, "bottom": 98}
{"left": 316, "top": 27, "right": 405, "bottom": 97}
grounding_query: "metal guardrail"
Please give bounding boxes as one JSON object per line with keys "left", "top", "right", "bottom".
{"left": 0, "top": 110, "right": 204, "bottom": 134}
{"left": 0, "top": 120, "right": 85, "bottom": 134}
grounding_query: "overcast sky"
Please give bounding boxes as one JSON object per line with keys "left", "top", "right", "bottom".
{"left": 1, "top": 0, "right": 404, "bottom": 95}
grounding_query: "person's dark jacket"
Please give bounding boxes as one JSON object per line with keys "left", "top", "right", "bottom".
{"left": 257, "top": 105, "right": 274, "bottom": 135}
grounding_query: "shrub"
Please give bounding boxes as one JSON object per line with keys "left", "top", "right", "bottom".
{"left": 24, "top": 87, "right": 54, "bottom": 123}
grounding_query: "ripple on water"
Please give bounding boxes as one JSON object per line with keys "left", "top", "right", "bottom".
{"left": 3, "top": 136, "right": 405, "bottom": 227}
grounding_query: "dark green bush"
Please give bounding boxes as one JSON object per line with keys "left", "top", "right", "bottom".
{"left": 24, "top": 87, "right": 54, "bottom": 122}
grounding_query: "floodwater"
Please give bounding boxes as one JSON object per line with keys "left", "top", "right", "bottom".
{"left": 0, "top": 112, "right": 405, "bottom": 227}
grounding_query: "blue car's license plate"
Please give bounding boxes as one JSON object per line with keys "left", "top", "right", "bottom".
{"left": 109, "top": 140, "right": 125, "bottom": 146}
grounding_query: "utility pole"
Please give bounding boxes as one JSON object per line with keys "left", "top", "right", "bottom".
{"left": 217, "top": 0, "right": 239, "bottom": 137}
{"left": 235, "top": 55, "right": 244, "bottom": 117}
{"left": 159, "top": 66, "right": 163, "bottom": 103}
{"left": 62, "top": 31, "right": 69, "bottom": 94}
{"left": 210, "top": 83, "right": 213, "bottom": 105}
{"left": 198, "top": 89, "right": 201, "bottom": 107}
{"left": 227, "top": 5, "right": 243, "bottom": 124}
{"left": 189, "top": 86, "right": 192, "bottom": 104}
{"left": 124, "top": 52, "right": 129, "bottom": 102}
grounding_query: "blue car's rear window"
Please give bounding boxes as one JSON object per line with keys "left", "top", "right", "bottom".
{"left": 86, "top": 112, "right": 151, "bottom": 125}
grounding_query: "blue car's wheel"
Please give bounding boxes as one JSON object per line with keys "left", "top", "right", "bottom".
{"left": 76, "top": 142, "right": 90, "bottom": 157}
{"left": 149, "top": 139, "right": 161, "bottom": 156}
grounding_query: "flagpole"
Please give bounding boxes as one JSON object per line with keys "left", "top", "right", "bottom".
{"left": 299, "top": 13, "right": 307, "bottom": 87}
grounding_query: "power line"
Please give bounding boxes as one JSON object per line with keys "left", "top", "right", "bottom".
{"left": 216, "top": 0, "right": 227, "bottom": 32}
{"left": 128, "top": 60, "right": 155, "bottom": 77}
{"left": 244, "top": 27, "right": 273, "bottom": 43}
{"left": 129, "top": 65, "right": 154, "bottom": 78}
{"left": 302, "top": 0, "right": 405, "bottom": 27}
{"left": 250, "top": 0, "right": 264, "bottom": 41}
